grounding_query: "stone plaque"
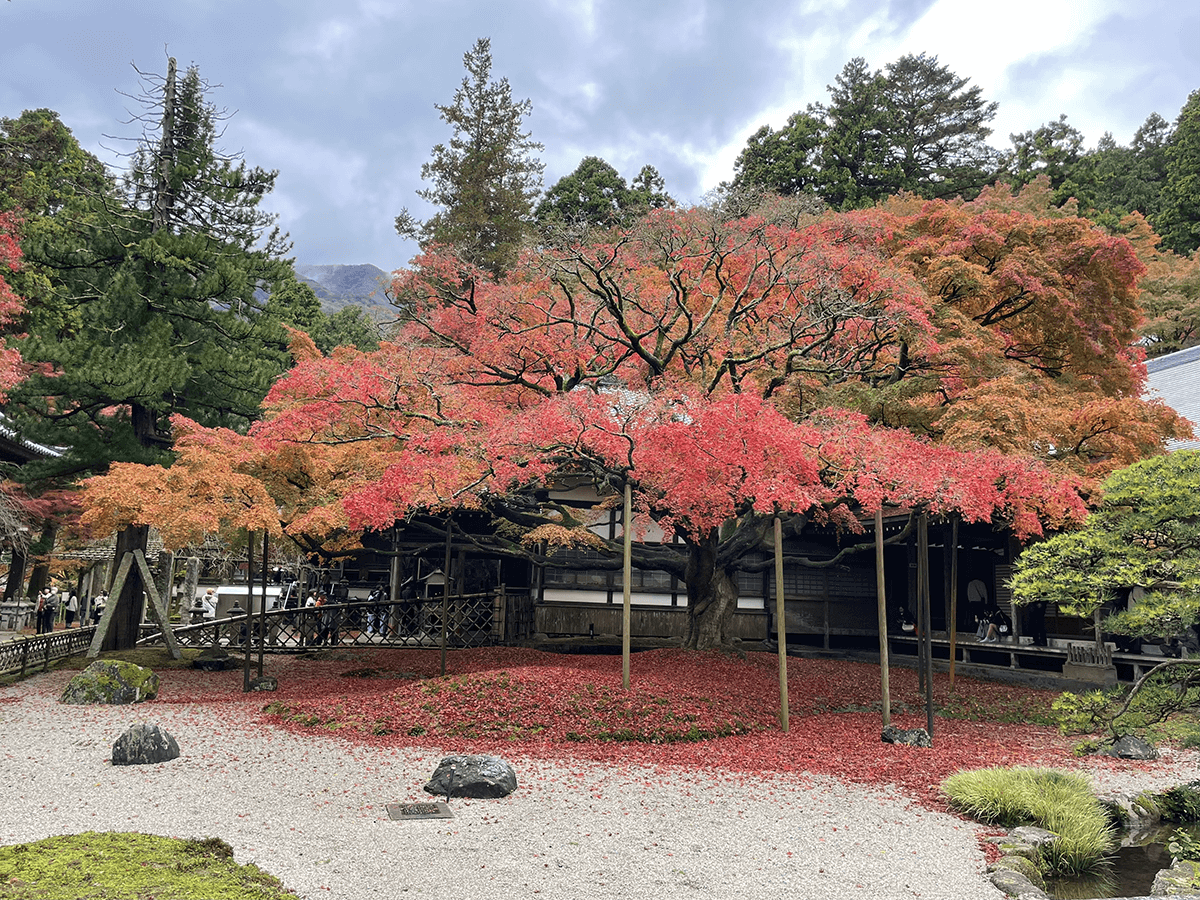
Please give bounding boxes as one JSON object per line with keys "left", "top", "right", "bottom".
{"left": 386, "top": 801, "right": 454, "bottom": 821}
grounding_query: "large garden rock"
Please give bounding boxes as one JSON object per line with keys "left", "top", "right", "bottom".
{"left": 60, "top": 661, "right": 158, "bottom": 705}
{"left": 423, "top": 755, "right": 517, "bottom": 799}
{"left": 112, "top": 723, "right": 180, "bottom": 766}
{"left": 881, "top": 725, "right": 931, "bottom": 748}
{"left": 1108, "top": 733, "right": 1158, "bottom": 760}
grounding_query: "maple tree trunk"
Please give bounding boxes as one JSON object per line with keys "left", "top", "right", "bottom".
{"left": 103, "top": 523, "right": 149, "bottom": 651}
{"left": 682, "top": 532, "right": 738, "bottom": 651}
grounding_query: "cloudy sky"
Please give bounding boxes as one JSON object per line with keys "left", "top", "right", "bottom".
{"left": 4, "top": 0, "right": 1198, "bottom": 271}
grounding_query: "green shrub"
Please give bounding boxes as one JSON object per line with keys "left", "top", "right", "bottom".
{"left": 1161, "top": 782, "right": 1200, "bottom": 822}
{"left": 942, "top": 767, "right": 1116, "bottom": 875}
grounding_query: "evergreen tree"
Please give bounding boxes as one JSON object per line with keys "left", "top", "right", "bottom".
{"left": 730, "top": 111, "right": 825, "bottom": 197}
{"left": 7, "top": 59, "right": 295, "bottom": 648}
{"left": 1158, "top": 89, "right": 1200, "bottom": 255}
{"left": 1006, "top": 114, "right": 1093, "bottom": 206}
{"left": 879, "top": 53, "right": 999, "bottom": 199}
{"left": 815, "top": 57, "right": 894, "bottom": 208}
{"left": 536, "top": 157, "right": 673, "bottom": 228}
{"left": 395, "top": 37, "right": 544, "bottom": 276}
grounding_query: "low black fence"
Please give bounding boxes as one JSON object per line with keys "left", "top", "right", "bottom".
{"left": 0, "top": 626, "right": 98, "bottom": 677}
{"left": 0, "top": 591, "right": 533, "bottom": 677}
{"left": 141, "top": 591, "right": 533, "bottom": 652}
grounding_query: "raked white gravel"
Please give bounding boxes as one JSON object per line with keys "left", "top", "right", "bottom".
{"left": 2, "top": 667, "right": 1195, "bottom": 900}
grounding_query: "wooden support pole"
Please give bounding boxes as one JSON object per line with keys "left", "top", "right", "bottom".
{"left": 243, "top": 531, "right": 254, "bottom": 692}
{"left": 875, "top": 508, "right": 891, "bottom": 728}
{"left": 440, "top": 519, "right": 451, "bottom": 676}
{"left": 258, "top": 531, "right": 268, "bottom": 677}
{"left": 948, "top": 517, "right": 959, "bottom": 690}
{"left": 774, "top": 516, "right": 789, "bottom": 732}
{"left": 919, "top": 513, "right": 934, "bottom": 739}
{"left": 622, "top": 482, "right": 632, "bottom": 691}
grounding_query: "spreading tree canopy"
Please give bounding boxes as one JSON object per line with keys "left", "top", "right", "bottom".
{"left": 83, "top": 186, "right": 1182, "bottom": 648}
{"left": 395, "top": 37, "right": 544, "bottom": 277}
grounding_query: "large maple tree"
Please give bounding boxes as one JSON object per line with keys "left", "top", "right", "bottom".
{"left": 83, "top": 186, "right": 1183, "bottom": 649}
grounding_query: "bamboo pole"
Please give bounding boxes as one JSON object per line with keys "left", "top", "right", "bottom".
{"left": 622, "top": 482, "right": 632, "bottom": 691}
{"left": 774, "top": 516, "right": 789, "bottom": 732}
{"left": 243, "top": 531, "right": 254, "bottom": 693}
{"left": 918, "top": 513, "right": 934, "bottom": 739}
{"left": 440, "top": 519, "right": 451, "bottom": 676}
{"left": 258, "top": 531, "right": 268, "bottom": 677}
{"left": 948, "top": 517, "right": 959, "bottom": 689}
{"left": 875, "top": 508, "right": 891, "bottom": 727}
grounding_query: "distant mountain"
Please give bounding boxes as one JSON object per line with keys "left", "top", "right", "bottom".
{"left": 295, "top": 264, "right": 391, "bottom": 313}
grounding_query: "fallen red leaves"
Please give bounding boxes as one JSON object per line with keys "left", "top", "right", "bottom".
{"left": 142, "top": 647, "right": 1097, "bottom": 809}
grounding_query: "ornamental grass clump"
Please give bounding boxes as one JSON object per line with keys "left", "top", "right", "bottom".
{"left": 942, "top": 767, "right": 1116, "bottom": 875}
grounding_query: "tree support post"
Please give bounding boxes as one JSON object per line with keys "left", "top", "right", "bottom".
{"left": 243, "top": 530, "right": 254, "bottom": 692}
{"left": 88, "top": 550, "right": 180, "bottom": 660}
{"left": 774, "top": 516, "right": 789, "bottom": 732}
{"left": 918, "top": 513, "right": 934, "bottom": 739}
{"left": 622, "top": 482, "right": 632, "bottom": 690}
{"left": 440, "top": 520, "right": 451, "bottom": 677}
{"left": 875, "top": 508, "right": 891, "bottom": 728}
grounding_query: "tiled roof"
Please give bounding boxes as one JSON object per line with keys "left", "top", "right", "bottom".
{"left": 1146, "top": 346, "right": 1200, "bottom": 450}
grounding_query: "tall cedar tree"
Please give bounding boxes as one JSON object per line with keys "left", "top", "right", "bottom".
{"left": 395, "top": 38, "right": 544, "bottom": 277}
{"left": 80, "top": 186, "right": 1186, "bottom": 649}
{"left": 7, "top": 59, "right": 294, "bottom": 648}
{"left": 735, "top": 54, "right": 998, "bottom": 207}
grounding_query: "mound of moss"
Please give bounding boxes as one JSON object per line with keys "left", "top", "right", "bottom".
{"left": 0, "top": 832, "right": 295, "bottom": 899}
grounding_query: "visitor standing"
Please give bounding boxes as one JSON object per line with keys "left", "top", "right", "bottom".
{"left": 65, "top": 591, "right": 79, "bottom": 627}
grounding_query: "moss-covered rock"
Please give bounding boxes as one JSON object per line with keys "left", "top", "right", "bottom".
{"left": 989, "top": 854, "right": 1047, "bottom": 891}
{"left": 1152, "top": 858, "right": 1200, "bottom": 895}
{"left": 60, "top": 660, "right": 159, "bottom": 705}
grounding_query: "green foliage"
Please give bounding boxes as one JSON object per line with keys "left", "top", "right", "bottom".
{"left": 6, "top": 61, "right": 296, "bottom": 488}
{"left": 395, "top": 37, "right": 544, "bottom": 276}
{"left": 942, "top": 767, "right": 1116, "bottom": 875}
{"left": 732, "top": 53, "right": 997, "bottom": 209}
{"left": 1011, "top": 451, "right": 1200, "bottom": 642}
{"left": 0, "top": 831, "right": 294, "bottom": 899}
{"left": 536, "top": 157, "right": 672, "bottom": 229}
{"left": 731, "top": 111, "right": 826, "bottom": 198}
{"left": 1160, "top": 782, "right": 1200, "bottom": 823}
{"left": 1051, "top": 663, "right": 1200, "bottom": 742}
{"left": 1158, "top": 89, "right": 1200, "bottom": 255}
{"left": 1169, "top": 828, "right": 1200, "bottom": 862}
{"left": 1007, "top": 115, "right": 1092, "bottom": 207}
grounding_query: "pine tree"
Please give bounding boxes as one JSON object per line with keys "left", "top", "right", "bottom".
{"left": 395, "top": 38, "right": 544, "bottom": 276}
{"left": 7, "top": 59, "right": 295, "bottom": 648}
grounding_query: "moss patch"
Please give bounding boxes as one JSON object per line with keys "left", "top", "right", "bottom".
{"left": 0, "top": 831, "right": 296, "bottom": 899}
{"left": 60, "top": 661, "right": 159, "bottom": 705}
